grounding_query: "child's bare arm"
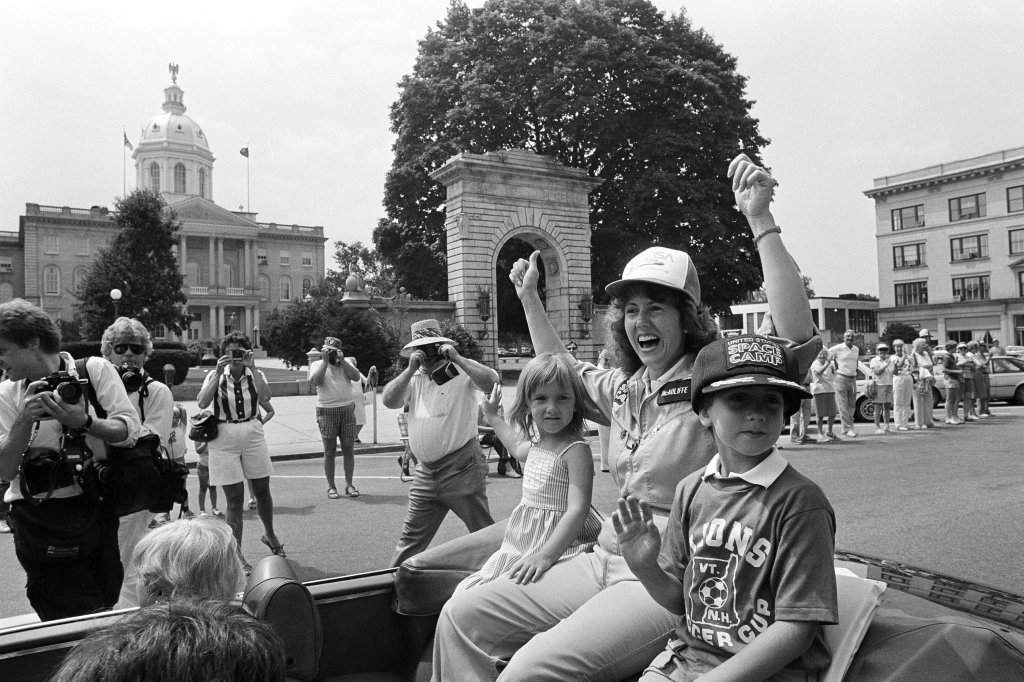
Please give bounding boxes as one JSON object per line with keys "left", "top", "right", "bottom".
{"left": 508, "top": 443, "right": 594, "bottom": 584}
{"left": 612, "top": 496, "right": 685, "bottom": 614}
{"left": 480, "top": 385, "right": 527, "bottom": 456}
{"left": 697, "top": 620, "right": 817, "bottom": 682}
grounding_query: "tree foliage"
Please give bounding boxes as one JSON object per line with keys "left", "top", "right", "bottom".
{"left": 325, "top": 238, "right": 402, "bottom": 297}
{"left": 76, "top": 189, "right": 188, "bottom": 339}
{"left": 881, "top": 321, "right": 921, "bottom": 347}
{"left": 377, "top": 0, "right": 768, "bottom": 311}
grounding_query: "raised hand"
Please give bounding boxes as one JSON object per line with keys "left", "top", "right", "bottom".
{"left": 509, "top": 250, "right": 541, "bottom": 300}
{"left": 480, "top": 383, "right": 501, "bottom": 423}
{"left": 612, "top": 496, "right": 662, "bottom": 569}
{"left": 728, "top": 153, "right": 778, "bottom": 221}
{"left": 409, "top": 350, "right": 426, "bottom": 372}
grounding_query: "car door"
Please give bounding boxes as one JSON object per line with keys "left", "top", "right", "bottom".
{"left": 988, "top": 356, "right": 1024, "bottom": 401}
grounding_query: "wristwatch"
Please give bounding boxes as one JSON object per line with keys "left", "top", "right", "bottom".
{"left": 80, "top": 414, "right": 93, "bottom": 432}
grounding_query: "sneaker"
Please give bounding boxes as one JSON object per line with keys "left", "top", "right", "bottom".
{"left": 827, "top": 433, "right": 840, "bottom": 441}
{"left": 211, "top": 508, "right": 225, "bottom": 518}
{"left": 845, "top": 430, "right": 857, "bottom": 438}
{"left": 945, "top": 419, "right": 959, "bottom": 425}
{"left": 817, "top": 436, "right": 830, "bottom": 443}
{"left": 182, "top": 509, "right": 196, "bottom": 520}
{"left": 0, "top": 519, "right": 11, "bottom": 534}
{"left": 148, "top": 513, "right": 171, "bottom": 529}
{"left": 198, "top": 511, "right": 210, "bottom": 518}
{"left": 897, "top": 426, "right": 909, "bottom": 431}
{"left": 978, "top": 413, "right": 990, "bottom": 419}
{"left": 247, "top": 497, "right": 257, "bottom": 510}
{"left": 874, "top": 428, "right": 885, "bottom": 434}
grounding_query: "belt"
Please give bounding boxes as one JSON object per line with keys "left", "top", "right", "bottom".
{"left": 218, "top": 417, "right": 255, "bottom": 424}
{"left": 837, "top": 373, "right": 856, "bottom": 378}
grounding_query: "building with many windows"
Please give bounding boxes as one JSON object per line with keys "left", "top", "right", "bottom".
{"left": 721, "top": 296, "right": 879, "bottom": 348}
{"left": 0, "top": 67, "right": 326, "bottom": 342}
{"left": 865, "top": 145, "right": 1024, "bottom": 346}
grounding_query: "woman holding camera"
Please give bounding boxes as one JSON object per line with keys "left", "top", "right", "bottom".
{"left": 0, "top": 300, "right": 141, "bottom": 621}
{"left": 101, "top": 317, "right": 176, "bottom": 608}
{"left": 309, "top": 338, "right": 363, "bottom": 498}
{"left": 197, "top": 331, "right": 281, "bottom": 571}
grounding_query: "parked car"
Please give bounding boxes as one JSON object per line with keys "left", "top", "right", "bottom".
{"left": 1003, "top": 344, "right": 1024, "bottom": 357}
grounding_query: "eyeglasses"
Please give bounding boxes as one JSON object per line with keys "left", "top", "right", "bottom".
{"left": 113, "top": 344, "right": 145, "bottom": 355}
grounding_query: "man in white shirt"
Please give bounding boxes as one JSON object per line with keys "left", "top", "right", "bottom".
{"left": 828, "top": 329, "right": 860, "bottom": 437}
{"left": 382, "top": 319, "right": 499, "bottom": 567}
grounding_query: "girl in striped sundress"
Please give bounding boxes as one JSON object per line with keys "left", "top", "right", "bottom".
{"left": 456, "top": 353, "right": 602, "bottom": 593}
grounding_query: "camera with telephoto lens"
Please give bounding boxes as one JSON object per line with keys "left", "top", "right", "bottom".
{"left": 119, "top": 364, "right": 145, "bottom": 393}
{"left": 38, "top": 371, "right": 88, "bottom": 404}
{"left": 326, "top": 349, "right": 339, "bottom": 365}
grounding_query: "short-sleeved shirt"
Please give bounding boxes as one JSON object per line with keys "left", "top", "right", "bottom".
{"left": 869, "top": 356, "right": 895, "bottom": 386}
{"left": 0, "top": 353, "right": 142, "bottom": 503}
{"left": 202, "top": 367, "right": 267, "bottom": 421}
{"left": 660, "top": 450, "right": 838, "bottom": 673}
{"left": 309, "top": 360, "right": 355, "bottom": 408}
{"left": 828, "top": 342, "right": 860, "bottom": 378}
{"left": 810, "top": 359, "right": 836, "bottom": 394}
{"left": 132, "top": 377, "right": 173, "bottom": 445}
{"left": 405, "top": 371, "right": 479, "bottom": 462}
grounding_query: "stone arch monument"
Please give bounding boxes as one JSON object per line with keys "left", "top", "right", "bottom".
{"left": 430, "top": 149, "right": 602, "bottom": 368}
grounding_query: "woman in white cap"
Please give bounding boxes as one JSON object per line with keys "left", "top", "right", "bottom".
{"left": 432, "top": 154, "right": 820, "bottom": 682}
{"left": 869, "top": 343, "right": 895, "bottom": 433}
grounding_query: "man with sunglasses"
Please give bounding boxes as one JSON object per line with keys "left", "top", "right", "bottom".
{"left": 0, "top": 300, "right": 141, "bottom": 620}
{"left": 101, "top": 317, "right": 177, "bottom": 608}
{"left": 383, "top": 319, "right": 499, "bottom": 567}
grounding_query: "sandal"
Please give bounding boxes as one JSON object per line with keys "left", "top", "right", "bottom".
{"left": 248, "top": 497, "right": 257, "bottom": 510}
{"left": 261, "top": 535, "right": 287, "bottom": 558}
{"left": 344, "top": 484, "right": 360, "bottom": 498}
{"left": 327, "top": 487, "right": 341, "bottom": 500}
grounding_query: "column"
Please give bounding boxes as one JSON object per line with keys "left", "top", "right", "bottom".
{"left": 217, "top": 306, "right": 225, "bottom": 338}
{"left": 216, "top": 238, "right": 224, "bottom": 292}
{"left": 242, "top": 240, "right": 250, "bottom": 292}
{"left": 208, "top": 305, "right": 216, "bottom": 338}
{"left": 208, "top": 238, "right": 216, "bottom": 291}
{"left": 179, "top": 236, "right": 187, "bottom": 276}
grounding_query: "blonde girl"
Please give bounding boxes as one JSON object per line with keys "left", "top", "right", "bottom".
{"left": 456, "top": 353, "right": 601, "bottom": 592}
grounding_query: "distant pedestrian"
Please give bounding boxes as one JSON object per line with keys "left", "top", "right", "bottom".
{"left": 955, "top": 343, "right": 978, "bottom": 422}
{"left": 309, "top": 337, "right": 362, "bottom": 499}
{"left": 891, "top": 340, "right": 914, "bottom": 430}
{"left": 810, "top": 348, "right": 839, "bottom": 441}
{"left": 870, "top": 343, "right": 895, "bottom": 433}
{"left": 828, "top": 329, "right": 860, "bottom": 437}
{"left": 969, "top": 341, "right": 991, "bottom": 418}
{"left": 941, "top": 341, "right": 963, "bottom": 425}
{"left": 909, "top": 338, "right": 936, "bottom": 429}
{"left": 382, "top": 319, "right": 499, "bottom": 567}
{"left": 346, "top": 356, "right": 377, "bottom": 445}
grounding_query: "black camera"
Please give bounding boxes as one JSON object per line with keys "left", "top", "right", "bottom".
{"left": 231, "top": 349, "right": 245, "bottom": 360}
{"left": 39, "top": 371, "right": 88, "bottom": 404}
{"left": 326, "top": 349, "right": 339, "bottom": 365}
{"left": 421, "top": 344, "right": 442, "bottom": 360}
{"left": 119, "top": 364, "right": 145, "bottom": 393}
{"left": 431, "top": 362, "right": 459, "bottom": 385}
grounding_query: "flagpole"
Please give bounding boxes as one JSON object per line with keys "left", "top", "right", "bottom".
{"left": 246, "top": 143, "right": 250, "bottom": 212}
{"left": 123, "top": 127, "right": 127, "bottom": 196}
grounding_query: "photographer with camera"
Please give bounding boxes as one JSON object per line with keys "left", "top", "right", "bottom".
{"left": 0, "top": 299, "right": 141, "bottom": 621}
{"left": 100, "top": 317, "right": 176, "bottom": 608}
{"left": 196, "top": 331, "right": 281, "bottom": 572}
{"left": 383, "top": 319, "right": 499, "bottom": 566}
{"left": 308, "top": 337, "right": 363, "bottom": 499}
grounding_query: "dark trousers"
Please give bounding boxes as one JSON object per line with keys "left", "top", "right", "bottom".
{"left": 390, "top": 438, "right": 494, "bottom": 567}
{"left": 9, "top": 495, "right": 122, "bottom": 621}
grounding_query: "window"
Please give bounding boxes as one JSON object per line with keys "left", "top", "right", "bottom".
{"left": 893, "top": 243, "right": 926, "bottom": 268}
{"left": 152, "top": 325, "right": 166, "bottom": 340}
{"left": 279, "top": 275, "right": 292, "bottom": 301}
{"left": 186, "top": 260, "right": 200, "bottom": 284}
{"left": 258, "top": 274, "right": 271, "bottom": 300}
{"left": 43, "top": 236, "right": 59, "bottom": 254}
{"left": 302, "top": 277, "right": 312, "bottom": 298}
{"left": 43, "top": 265, "right": 60, "bottom": 296}
{"left": 0, "top": 283, "right": 13, "bottom": 303}
{"left": 75, "top": 237, "right": 89, "bottom": 256}
{"left": 279, "top": 251, "right": 290, "bottom": 266}
{"left": 949, "top": 193, "right": 986, "bottom": 222}
{"left": 0, "top": 257, "right": 12, "bottom": 273}
{"left": 302, "top": 252, "right": 313, "bottom": 267}
{"left": 950, "top": 234, "right": 988, "bottom": 261}
{"left": 1008, "top": 185, "right": 1024, "bottom": 213}
{"left": 848, "top": 309, "right": 877, "bottom": 334}
{"left": 73, "top": 268, "right": 88, "bottom": 296}
{"left": 1010, "top": 228, "right": 1024, "bottom": 255}
{"left": 174, "top": 163, "right": 186, "bottom": 194}
{"left": 257, "top": 248, "right": 267, "bottom": 265}
{"left": 952, "top": 275, "right": 990, "bottom": 302}
{"left": 1019, "top": 271, "right": 1024, "bottom": 298}
{"left": 199, "top": 168, "right": 207, "bottom": 198}
{"left": 894, "top": 281, "right": 928, "bottom": 306}
{"left": 149, "top": 163, "right": 160, "bottom": 192}
{"left": 891, "top": 205, "right": 925, "bottom": 231}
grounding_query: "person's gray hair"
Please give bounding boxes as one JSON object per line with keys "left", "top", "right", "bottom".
{"left": 101, "top": 317, "right": 153, "bottom": 359}
{"left": 132, "top": 517, "right": 244, "bottom": 606}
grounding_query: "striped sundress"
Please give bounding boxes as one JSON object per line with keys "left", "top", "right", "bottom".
{"left": 455, "top": 440, "right": 603, "bottom": 593}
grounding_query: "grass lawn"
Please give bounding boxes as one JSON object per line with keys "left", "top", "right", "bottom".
{"left": 178, "top": 365, "right": 308, "bottom": 388}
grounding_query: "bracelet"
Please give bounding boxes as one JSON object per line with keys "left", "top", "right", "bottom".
{"left": 753, "top": 226, "right": 782, "bottom": 244}
{"left": 81, "top": 414, "right": 93, "bottom": 432}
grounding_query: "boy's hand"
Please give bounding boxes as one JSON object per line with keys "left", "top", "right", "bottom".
{"left": 480, "top": 384, "right": 501, "bottom": 422}
{"left": 508, "top": 553, "right": 554, "bottom": 584}
{"left": 612, "top": 496, "right": 662, "bottom": 568}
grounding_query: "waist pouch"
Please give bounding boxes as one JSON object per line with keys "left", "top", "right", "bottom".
{"left": 19, "top": 450, "right": 77, "bottom": 502}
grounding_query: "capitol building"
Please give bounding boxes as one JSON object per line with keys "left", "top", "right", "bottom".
{"left": 0, "top": 66, "right": 326, "bottom": 343}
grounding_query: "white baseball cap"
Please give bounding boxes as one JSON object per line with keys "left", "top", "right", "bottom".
{"left": 605, "top": 247, "right": 702, "bottom": 304}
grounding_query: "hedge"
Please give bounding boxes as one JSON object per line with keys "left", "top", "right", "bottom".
{"left": 61, "top": 340, "right": 191, "bottom": 386}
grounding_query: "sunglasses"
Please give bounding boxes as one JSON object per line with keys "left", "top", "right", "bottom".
{"left": 113, "top": 343, "right": 145, "bottom": 355}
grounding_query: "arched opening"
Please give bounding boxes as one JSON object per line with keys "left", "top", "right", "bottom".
{"left": 495, "top": 236, "right": 547, "bottom": 356}
{"left": 174, "top": 163, "right": 186, "bottom": 193}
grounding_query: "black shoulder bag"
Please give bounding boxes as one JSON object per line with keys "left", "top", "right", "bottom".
{"left": 76, "top": 358, "right": 188, "bottom": 517}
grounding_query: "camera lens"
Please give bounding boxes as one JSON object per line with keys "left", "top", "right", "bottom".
{"left": 56, "top": 381, "right": 83, "bottom": 404}
{"left": 121, "top": 367, "right": 144, "bottom": 393}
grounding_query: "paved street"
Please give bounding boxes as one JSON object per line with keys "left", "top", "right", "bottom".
{"left": 1, "top": 399, "right": 1022, "bottom": 626}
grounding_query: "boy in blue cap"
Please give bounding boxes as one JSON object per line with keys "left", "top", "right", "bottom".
{"left": 613, "top": 334, "right": 837, "bottom": 681}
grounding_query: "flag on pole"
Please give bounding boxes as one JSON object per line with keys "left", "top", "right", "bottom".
{"left": 123, "top": 132, "right": 134, "bottom": 151}
{"left": 240, "top": 147, "right": 249, "bottom": 157}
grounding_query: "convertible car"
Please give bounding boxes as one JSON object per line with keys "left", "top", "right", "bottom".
{"left": 1, "top": 519, "right": 1023, "bottom": 682}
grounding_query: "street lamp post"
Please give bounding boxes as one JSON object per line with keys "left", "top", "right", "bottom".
{"left": 110, "top": 288, "right": 122, "bottom": 320}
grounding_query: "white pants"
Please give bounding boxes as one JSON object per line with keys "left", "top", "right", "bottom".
{"left": 892, "top": 374, "right": 913, "bottom": 428}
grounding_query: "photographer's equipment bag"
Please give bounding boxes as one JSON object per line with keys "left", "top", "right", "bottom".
{"left": 188, "top": 410, "right": 219, "bottom": 442}
{"left": 76, "top": 358, "right": 188, "bottom": 516}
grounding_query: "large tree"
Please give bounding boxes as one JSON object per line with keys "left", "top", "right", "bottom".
{"left": 377, "top": 0, "right": 769, "bottom": 311}
{"left": 76, "top": 189, "right": 188, "bottom": 338}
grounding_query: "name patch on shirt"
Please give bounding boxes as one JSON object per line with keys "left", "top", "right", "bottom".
{"left": 656, "top": 379, "right": 691, "bottom": 404}
{"left": 613, "top": 380, "right": 629, "bottom": 406}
